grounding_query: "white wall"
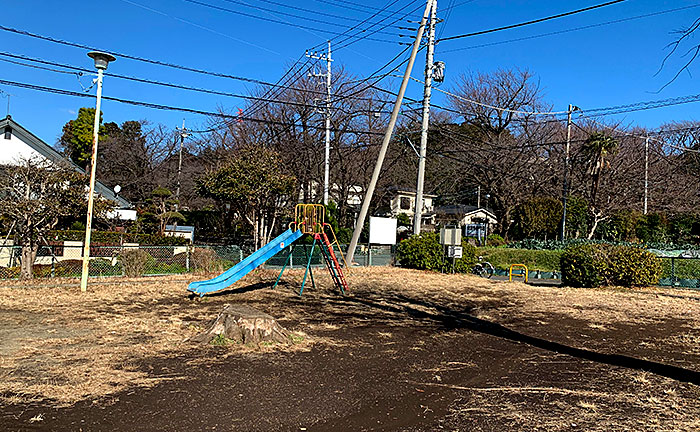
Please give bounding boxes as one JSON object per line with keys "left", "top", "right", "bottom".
{"left": 0, "top": 132, "right": 45, "bottom": 165}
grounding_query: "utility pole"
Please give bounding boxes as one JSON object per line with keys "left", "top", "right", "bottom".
{"left": 561, "top": 104, "right": 577, "bottom": 241}
{"left": 175, "top": 119, "right": 188, "bottom": 212}
{"left": 413, "top": 0, "right": 438, "bottom": 235}
{"left": 477, "top": 185, "right": 481, "bottom": 208}
{"left": 644, "top": 135, "right": 649, "bottom": 215}
{"left": 307, "top": 41, "right": 332, "bottom": 205}
{"left": 81, "top": 51, "right": 115, "bottom": 293}
{"left": 346, "top": 0, "right": 435, "bottom": 265}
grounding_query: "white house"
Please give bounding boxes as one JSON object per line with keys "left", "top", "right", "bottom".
{"left": 0, "top": 115, "right": 135, "bottom": 220}
{"left": 164, "top": 225, "right": 195, "bottom": 243}
{"left": 436, "top": 204, "right": 498, "bottom": 233}
{"left": 389, "top": 189, "right": 437, "bottom": 227}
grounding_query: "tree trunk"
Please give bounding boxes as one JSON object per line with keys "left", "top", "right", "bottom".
{"left": 193, "top": 304, "right": 292, "bottom": 345}
{"left": 20, "top": 243, "right": 38, "bottom": 279}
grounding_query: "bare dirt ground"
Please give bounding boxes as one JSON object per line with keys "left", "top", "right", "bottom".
{"left": 0, "top": 267, "right": 699, "bottom": 431}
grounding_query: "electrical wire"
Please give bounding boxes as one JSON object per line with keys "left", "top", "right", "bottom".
{"left": 224, "top": 0, "right": 407, "bottom": 28}
{"left": 441, "top": 4, "right": 700, "bottom": 53}
{"left": 0, "top": 26, "right": 401, "bottom": 105}
{"left": 0, "top": 51, "right": 325, "bottom": 110}
{"left": 437, "top": 0, "right": 627, "bottom": 42}
{"left": 331, "top": 0, "right": 424, "bottom": 52}
{"left": 309, "top": 0, "right": 414, "bottom": 18}
{"left": 182, "top": 0, "right": 402, "bottom": 43}
{"left": 0, "top": 78, "right": 389, "bottom": 137}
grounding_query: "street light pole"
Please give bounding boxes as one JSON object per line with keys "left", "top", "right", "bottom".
{"left": 80, "top": 51, "right": 115, "bottom": 293}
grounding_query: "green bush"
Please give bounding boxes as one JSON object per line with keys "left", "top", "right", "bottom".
{"left": 560, "top": 244, "right": 605, "bottom": 288}
{"left": 560, "top": 244, "right": 662, "bottom": 288}
{"left": 606, "top": 246, "right": 662, "bottom": 287}
{"left": 480, "top": 248, "right": 562, "bottom": 272}
{"left": 485, "top": 234, "right": 506, "bottom": 247}
{"left": 395, "top": 233, "right": 476, "bottom": 272}
{"left": 118, "top": 249, "right": 151, "bottom": 277}
{"left": 396, "top": 232, "right": 443, "bottom": 271}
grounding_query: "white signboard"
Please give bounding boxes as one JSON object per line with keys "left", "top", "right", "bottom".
{"left": 447, "top": 246, "right": 463, "bottom": 258}
{"left": 369, "top": 217, "right": 397, "bottom": 245}
{"left": 440, "top": 228, "right": 462, "bottom": 246}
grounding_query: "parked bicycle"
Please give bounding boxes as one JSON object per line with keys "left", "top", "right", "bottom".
{"left": 472, "top": 256, "right": 495, "bottom": 278}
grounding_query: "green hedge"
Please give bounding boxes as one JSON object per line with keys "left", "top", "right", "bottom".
{"left": 478, "top": 248, "right": 562, "bottom": 272}
{"left": 48, "top": 230, "right": 189, "bottom": 246}
{"left": 560, "top": 244, "right": 662, "bottom": 288}
{"left": 660, "top": 258, "right": 700, "bottom": 280}
{"left": 396, "top": 232, "right": 477, "bottom": 273}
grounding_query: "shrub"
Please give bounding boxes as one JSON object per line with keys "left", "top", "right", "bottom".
{"left": 485, "top": 234, "right": 506, "bottom": 247}
{"left": 560, "top": 244, "right": 606, "bottom": 288}
{"left": 118, "top": 249, "right": 151, "bottom": 277}
{"left": 395, "top": 233, "right": 477, "bottom": 273}
{"left": 560, "top": 244, "right": 662, "bottom": 288}
{"left": 0, "top": 266, "right": 20, "bottom": 279}
{"left": 452, "top": 241, "right": 478, "bottom": 273}
{"left": 396, "top": 232, "right": 443, "bottom": 271}
{"left": 480, "top": 248, "right": 562, "bottom": 272}
{"left": 191, "top": 247, "right": 221, "bottom": 273}
{"left": 606, "top": 246, "right": 662, "bottom": 287}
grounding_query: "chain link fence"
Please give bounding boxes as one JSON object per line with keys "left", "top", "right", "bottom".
{"left": 0, "top": 243, "right": 394, "bottom": 280}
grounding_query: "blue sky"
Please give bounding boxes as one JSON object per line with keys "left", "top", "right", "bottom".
{"left": 1, "top": 0, "right": 699, "bottom": 144}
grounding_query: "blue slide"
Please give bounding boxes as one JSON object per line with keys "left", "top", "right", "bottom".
{"left": 188, "top": 228, "right": 303, "bottom": 296}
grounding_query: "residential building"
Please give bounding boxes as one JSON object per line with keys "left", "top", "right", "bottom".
{"left": 388, "top": 189, "right": 437, "bottom": 227}
{"left": 0, "top": 115, "right": 135, "bottom": 220}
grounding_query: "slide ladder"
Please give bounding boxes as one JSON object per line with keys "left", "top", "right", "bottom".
{"left": 319, "top": 232, "right": 348, "bottom": 294}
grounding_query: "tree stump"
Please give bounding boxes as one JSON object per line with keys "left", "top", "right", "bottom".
{"left": 194, "top": 304, "right": 292, "bottom": 345}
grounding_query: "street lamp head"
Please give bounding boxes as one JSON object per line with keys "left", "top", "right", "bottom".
{"left": 88, "top": 51, "right": 116, "bottom": 70}
{"left": 113, "top": 184, "right": 122, "bottom": 196}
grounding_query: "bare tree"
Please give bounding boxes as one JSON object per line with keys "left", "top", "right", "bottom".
{"left": 0, "top": 158, "right": 110, "bottom": 278}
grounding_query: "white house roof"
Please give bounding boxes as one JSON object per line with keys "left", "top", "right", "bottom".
{"left": 437, "top": 204, "right": 497, "bottom": 220}
{"left": 0, "top": 115, "right": 132, "bottom": 209}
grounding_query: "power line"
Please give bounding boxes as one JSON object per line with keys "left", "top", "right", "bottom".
{"left": 309, "top": 0, "right": 418, "bottom": 18}
{"left": 0, "top": 26, "right": 400, "bottom": 105}
{"left": 223, "top": 0, "right": 407, "bottom": 28}
{"left": 0, "top": 51, "right": 323, "bottom": 110}
{"left": 441, "top": 4, "right": 700, "bottom": 53}
{"left": 0, "top": 78, "right": 389, "bottom": 137}
{"left": 437, "top": 0, "right": 627, "bottom": 42}
{"left": 331, "top": 1, "right": 424, "bottom": 52}
{"left": 119, "top": 0, "right": 282, "bottom": 55}
{"left": 182, "top": 0, "right": 402, "bottom": 43}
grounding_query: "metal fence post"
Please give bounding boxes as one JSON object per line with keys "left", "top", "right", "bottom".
{"left": 671, "top": 257, "right": 676, "bottom": 285}
{"left": 186, "top": 246, "right": 191, "bottom": 272}
{"left": 289, "top": 245, "right": 294, "bottom": 269}
{"left": 368, "top": 246, "right": 372, "bottom": 266}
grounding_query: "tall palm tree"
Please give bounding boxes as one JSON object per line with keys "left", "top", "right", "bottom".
{"left": 583, "top": 132, "right": 619, "bottom": 206}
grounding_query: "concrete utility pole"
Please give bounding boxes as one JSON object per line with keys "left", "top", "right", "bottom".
{"left": 413, "top": 0, "right": 438, "bottom": 235}
{"left": 561, "top": 104, "right": 577, "bottom": 241}
{"left": 644, "top": 135, "right": 649, "bottom": 215}
{"left": 175, "top": 119, "right": 189, "bottom": 212}
{"left": 80, "top": 51, "right": 115, "bottom": 293}
{"left": 307, "top": 41, "right": 333, "bottom": 205}
{"left": 346, "top": 0, "right": 435, "bottom": 265}
{"left": 477, "top": 185, "right": 481, "bottom": 208}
